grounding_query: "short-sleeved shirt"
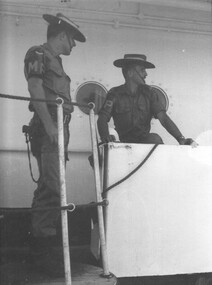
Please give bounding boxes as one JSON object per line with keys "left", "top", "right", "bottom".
{"left": 24, "top": 43, "right": 73, "bottom": 113}
{"left": 98, "top": 84, "right": 165, "bottom": 141}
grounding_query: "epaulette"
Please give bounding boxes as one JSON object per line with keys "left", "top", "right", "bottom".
{"left": 108, "top": 85, "right": 124, "bottom": 95}
{"left": 25, "top": 45, "right": 44, "bottom": 59}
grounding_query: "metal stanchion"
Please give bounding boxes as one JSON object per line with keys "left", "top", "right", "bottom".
{"left": 57, "top": 98, "right": 72, "bottom": 285}
{"left": 89, "top": 104, "right": 110, "bottom": 277}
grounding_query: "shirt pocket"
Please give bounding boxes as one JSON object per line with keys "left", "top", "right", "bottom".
{"left": 137, "top": 101, "right": 150, "bottom": 121}
{"left": 115, "top": 100, "right": 131, "bottom": 113}
{"left": 114, "top": 100, "right": 132, "bottom": 131}
{"left": 45, "top": 61, "right": 70, "bottom": 95}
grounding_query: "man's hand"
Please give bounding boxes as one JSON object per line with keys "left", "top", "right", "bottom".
{"left": 28, "top": 77, "right": 59, "bottom": 145}
{"left": 178, "top": 136, "right": 198, "bottom": 147}
{"left": 44, "top": 122, "right": 58, "bottom": 145}
{"left": 101, "top": 135, "right": 116, "bottom": 143}
{"left": 157, "top": 112, "right": 198, "bottom": 147}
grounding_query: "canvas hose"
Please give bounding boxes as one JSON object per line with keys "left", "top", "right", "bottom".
{"left": 104, "top": 144, "right": 159, "bottom": 193}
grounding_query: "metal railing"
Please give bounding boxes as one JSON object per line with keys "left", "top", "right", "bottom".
{"left": 0, "top": 93, "right": 111, "bottom": 285}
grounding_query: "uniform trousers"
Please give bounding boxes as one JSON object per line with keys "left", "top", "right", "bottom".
{"left": 31, "top": 123, "right": 70, "bottom": 237}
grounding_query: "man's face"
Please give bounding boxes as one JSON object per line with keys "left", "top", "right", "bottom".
{"left": 62, "top": 31, "right": 76, "bottom": 55}
{"left": 131, "top": 64, "right": 147, "bottom": 85}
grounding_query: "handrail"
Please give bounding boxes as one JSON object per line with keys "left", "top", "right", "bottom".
{"left": 57, "top": 99, "right": 72, "bottom": 285}
{"left": 0, "top": 92, "right": 111, "bottom": 283}
{"left": 89, "top": 103, "right": 111, "bottom": 277}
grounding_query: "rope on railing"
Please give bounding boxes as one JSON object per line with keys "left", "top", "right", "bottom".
{"left": 0, "top": 93, "right": 112, "bottom": 282}
{"left": 0, "top": 93, "right": 90, "bottom": 109}
{"left": 0, "top": 200, "right": 108, "bottom": 215}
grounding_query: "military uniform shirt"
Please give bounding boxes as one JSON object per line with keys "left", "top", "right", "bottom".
{"left": 24, "top": 43, "right": 73, "bottom": 113}
{"left": 98, "top": 84, "right": 165, "bottom": 141}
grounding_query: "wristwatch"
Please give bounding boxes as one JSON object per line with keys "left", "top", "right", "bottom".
{"left": 177, "top": 135, "right": 185, "bottom": 143}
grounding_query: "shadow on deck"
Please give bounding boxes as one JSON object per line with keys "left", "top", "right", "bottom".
{"left": 1, "top": 208, "right": 212, "bottom": 284}
{"left": 0, "top": 207, "right": 118, "bottom": 284}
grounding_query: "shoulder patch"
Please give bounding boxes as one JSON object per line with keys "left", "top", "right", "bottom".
{"left": 104, "top": 100, "right": 113, "bottom": 107}
{"left": 24, "top": 45, "right": 45, "bottom": 80}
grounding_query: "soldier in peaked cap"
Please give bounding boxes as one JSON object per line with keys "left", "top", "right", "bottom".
{"left": 24, "top": 13, "right": 86, "bottom": 277}
{"left": 98, "top": 54, "right": 197, "bottom": 146}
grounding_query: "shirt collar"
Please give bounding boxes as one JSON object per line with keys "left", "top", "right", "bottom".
{"left": 43, "top": 43, "right": 61, "bottom": 58}
{"left": 43, "top": 43, "right": 62, "bottom": 63}
{"left": 123, "top": 83, "right": 139, "bottom": 96}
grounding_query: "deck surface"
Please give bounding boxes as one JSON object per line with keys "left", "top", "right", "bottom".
{"left": 0, "top": 262, "right": 117, "bottom": 285}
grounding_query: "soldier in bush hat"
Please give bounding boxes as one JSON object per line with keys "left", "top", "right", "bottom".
{"left": 24, "top": 13, "right": 86, "bottom": 277}
{"left": 98, "top": 54, "right": 196, "bottom": 146}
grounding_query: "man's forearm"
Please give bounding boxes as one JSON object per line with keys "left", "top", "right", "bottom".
{"left": 159, "top": 112, "right": 183, "bottom": 142}
{"left": 28, "top": 79, "right": 55, "bottom": 131}
{"left": 97, "top": 115, "right": 110, "bottom": 140}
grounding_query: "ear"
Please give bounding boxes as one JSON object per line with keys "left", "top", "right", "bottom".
{"left": 58, "top": 31, "right": 66, "bottom": 41}
{"left": 128, "top": 68, "right": 134, "bottom": 78}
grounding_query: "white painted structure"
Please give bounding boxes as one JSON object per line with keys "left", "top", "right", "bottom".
{"left": 104, "top": 143, "right": 212, "bottom": 277}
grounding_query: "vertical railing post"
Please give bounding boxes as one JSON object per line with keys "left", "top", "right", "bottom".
{"left": 89, "top": 104, "right": 110, "bottom": 276}
{"left": 57, "top": 98, "right": 72, "bottom": 285}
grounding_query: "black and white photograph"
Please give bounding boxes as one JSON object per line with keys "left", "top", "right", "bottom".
{"left": 0, "top": 0, "right": 212, "bottom": 284}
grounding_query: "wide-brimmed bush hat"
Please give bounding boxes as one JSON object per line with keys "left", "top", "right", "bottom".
{"left": 43, "top": 13, "right": 86, "bottom": 42}
{"left": 113, "top": 54, "right": 155, "bottom": 69}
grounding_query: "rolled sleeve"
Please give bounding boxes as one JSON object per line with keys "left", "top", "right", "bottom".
{"left": 150, "top": 88, "right": 166, "bottom": 118}
{"left": 98, "top": 90, "right": 115, "bottom": 121}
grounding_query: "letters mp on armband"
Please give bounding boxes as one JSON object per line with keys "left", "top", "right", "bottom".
{"left": 27, "top": 50, "right": 45, "bottom": 76}
{"left": 28, "top": 60, "right": 45, "bottom": 75}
